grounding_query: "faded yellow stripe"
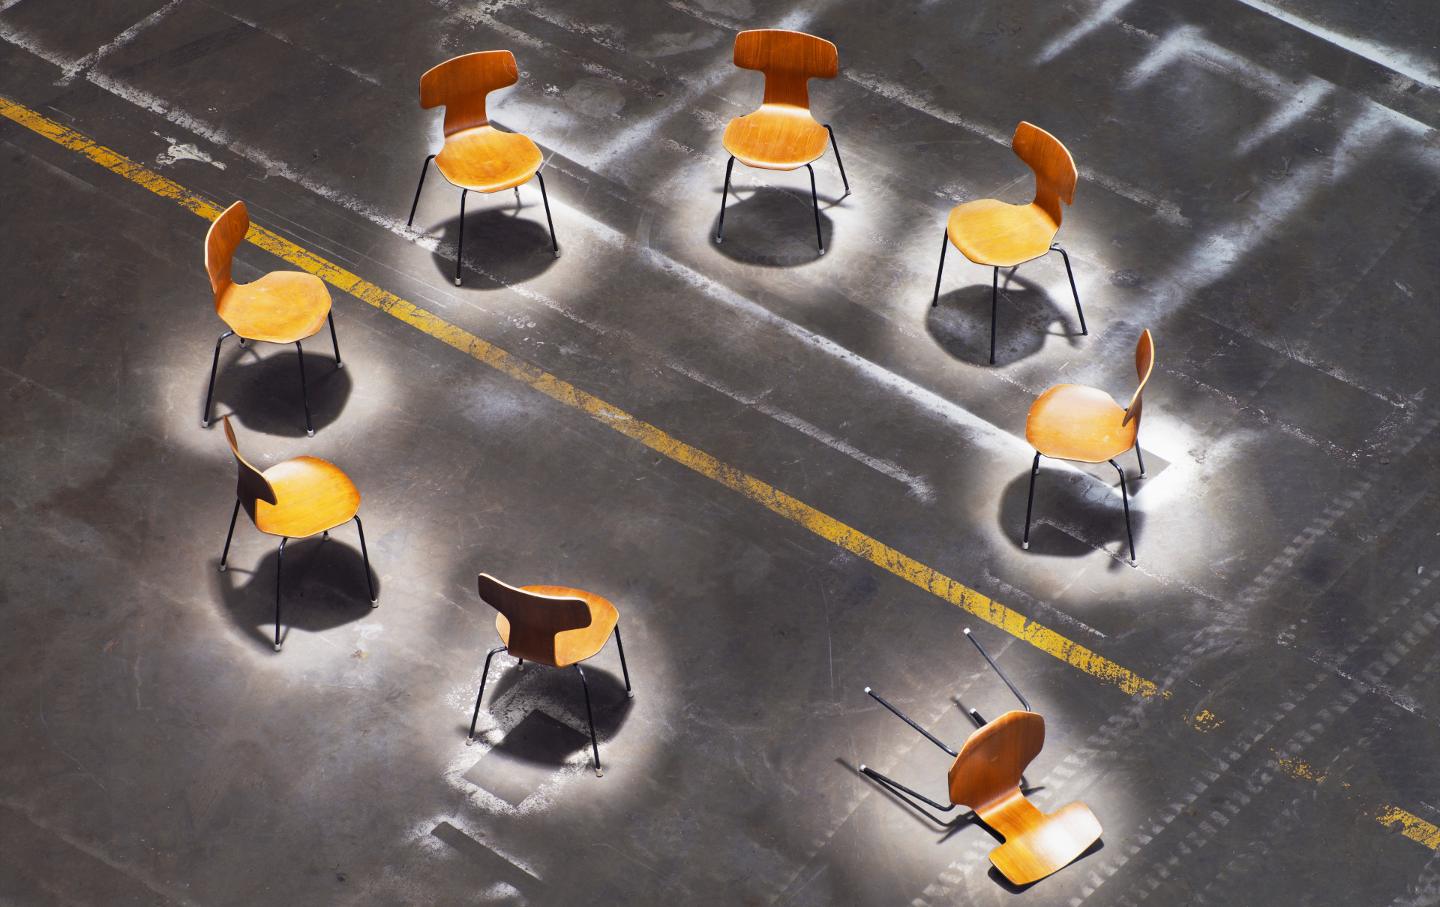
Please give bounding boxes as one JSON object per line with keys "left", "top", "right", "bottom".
{"left": 7, "top": 93, "right": 1437, "bottom": 853}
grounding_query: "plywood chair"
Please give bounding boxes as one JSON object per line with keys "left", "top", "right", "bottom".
{"left": 932, "top": 123, "right": 1086, "bottom": 364}
{"left": 715, "top": 29, "right": 850, "bottom": 255}
{"left": 202, "top": 201, "right": 341, "bottom": 436}
{"left": 859, "top": 629, "right": 1102, "bottom": 887}
{"left": 218, "top": 416, "right": 376, "bottom": 651}
{"left": 1023, "top": 329, "right": 1154, "bottom": 566}
{"left": 468, "top": 573, "right": 633, "bottom": 776}
{"left": 407, "top": 50, "right": 559, "bottom": 286}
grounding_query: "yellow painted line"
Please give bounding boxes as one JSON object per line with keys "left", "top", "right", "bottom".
{"left": 4, "top": 93, "right": 1437, "bottom": 853}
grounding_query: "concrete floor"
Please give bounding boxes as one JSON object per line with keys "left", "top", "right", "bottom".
{"left": 1, "top": 0, "right": 1438, "bottom": 903}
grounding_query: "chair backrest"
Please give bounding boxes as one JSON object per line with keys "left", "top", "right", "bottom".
{"left": 221, "top": 416, "right": 277, "bottom": 516}
{"left": 946, "top": 710, "right": 1045, "bottom": 810}
{"left": 420, "top": 51, "right": 519, "bottom": 137}
{"left": 1123, "top": 329, "right": 1156, "bottom": 426}
{"left": 477, "top": 573, "right": 595, "bottom": 666}
{"left": 205, "top": 201, "right": 249, "bottom": 300}
{"left": 1012, "top": 122, "right": 1077, "bottom": 227}
{"left": 733, "top": 29, "right": 838, "bottom": 109}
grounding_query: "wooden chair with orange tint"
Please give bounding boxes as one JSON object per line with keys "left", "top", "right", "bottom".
{"left": 202, "top": 201, "right": 341, "bottom": 436}
{"left": 1023, "top": 329, "right": 1154, "bottom": 566}
{"left": 859, "top": 628, "right": 1102, "bottom": 887}
{"left": 715, "top": 29, "right": 850, "bottom": 255}
{"left": 407, "top": 50, "right": 559, "bottom": 286}
{"left": 932, "top": 122, "right": 1087, "bottom": 364}
{"left": 468, "top": 574, "right": 634, "bottom": 776}
{"left": 218, "top": 416, "right": 377, "bottom": 651}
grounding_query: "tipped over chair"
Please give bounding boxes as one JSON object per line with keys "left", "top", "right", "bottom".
{"left": 408, "top": 50, "right": 559, "bottom": 286}
{"left": 202, "top": 201, "right": 340, "bottom": 436}
{"left": 932, "top": 122, "right": 1085, "bottom": 364}
{"left": 218, "top": 416, "right": 376, "bottom": 651}
{"left": 715, "top": 28, "right": 850, "bottom": 255}
{"left": 860, "top": 628, "right": 1102, "bottom": 887}
{"left": 1023, "top": 329, "right": 1154, "bottom": 566}
{"left": 468, "top": 574, "right": 633, "bottom": 777}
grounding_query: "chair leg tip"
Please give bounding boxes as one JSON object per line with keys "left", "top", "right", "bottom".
{"left": 273, "top": 643, "right": 282, "bottom": 652}
{"left": 335, "top": 360, "right": 344, "bottom": 369}
{"left": 714, "top": 235, "right": 723, "bottom": 245}
{"left": 454, "top": 277, "right": 462, "bottom": 287}
{"left": 818, "top": 247, "right": 826, "bottom": 256}
{"left": 553, "top": 249, "right": 561, "bottom": 259}
{"left": 1129, "top": 559, "right": 1138, "bottom": 568}
{"left": 201, "top": 419, "right": 210, "bottom": 428}
{"left": 465, "top": 736, "right": 474, "bottom": 747}
{"left": 370, "top": 599, "right": 379, "bottom": 608}
{"left": 306, "top": 429, "right": 315, "bottom": 438}
{"left": 859, "top": 764, "right": 868, "bottom": 772}
{"left": 218, "top": 563, "right": 227, "bottom": 572}
{"left": 1022, "top": 541, "right": 1030, "bottom": 550}
{"left": 626, "top": 690, "right": 635, "bottom": 699}
{"left": 594, "top": 767, "right": 604, "bottom": 778}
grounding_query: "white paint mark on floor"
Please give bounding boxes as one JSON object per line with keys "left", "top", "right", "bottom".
{"left": 152, "top": 132, "right": 226, "bottom": 169}
{"left": 56, "top": 0, "right": 184, "bottom": 85}
{"left": 1035, "top": 0, "right": 1138, "bottom": 64}
{"left": 1231, "top": 0, "right": 1440, "bottom": 89}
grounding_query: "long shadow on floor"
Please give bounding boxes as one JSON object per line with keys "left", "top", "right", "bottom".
{"left": 927, "top": 270, "right": 1083, "bottom": 367}
{"left": 212, "top": 533, "right": 379, "bottom": 651}
{"left": 712, "top": 185, "right": 839, "bottom": 266}
{"left": 421, "top": 190, "right": 559, "bottom": 287}
{"left": 207, "top": 344, "right": 351, "bottom": 437}
{"left": 996, "top": 467, "right": 1146, "bottom": 562}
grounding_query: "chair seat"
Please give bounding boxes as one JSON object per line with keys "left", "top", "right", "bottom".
{"left": 947, "top": 199, "right": 1059, "bottom": 268}
{"left": 1026, "top": 384, "right": 1137, "bottom": 463}
{"left": 987, "top": 798, "right": 1102, "bottom": 886}
{"left": 495, "top": 585, "right": 619, "bottom": 668}
{"left": 723, "top": 105, "right": 828, "bottom": 170}
{"left": 435, "top": 126, "right": 543, "bottom": 193}
{"left": 217, "top": 271, "right": 331, "bottom": 344}
{"left": 253, "top": 456, "right": 362, "bottom": 538}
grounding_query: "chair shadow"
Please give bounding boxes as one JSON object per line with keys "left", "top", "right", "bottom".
{"left": 927, "top": 269, "right": 1082, "bottom": 367}
{"left": 997, "top": 469, "right": 1146, "bottom": 560}
{"left": 424, "top": 190, "right": 559, "bottom": 287}
{"left": 838, "top": 757, "right": 978, "bottom": 843}
{"left": 211, "top": 533, "right": 379, "bottom": 652}
{"left": 712, "top": 185, "right": 838, "bottom": 267}
{"left": 457, "top": 661, "right": 634, "bottom": 762}
{"left": 209, "top": 345, "right": 351, "bottom": 438}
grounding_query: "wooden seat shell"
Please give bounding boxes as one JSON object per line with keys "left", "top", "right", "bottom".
{"left": 479, "top": 576, "right": 620, "bottom": 668}
{"left": 946, "top": 122, "right": 1076, "bottom": 268}
{"left": 222, "top": 417, "right": 361, "bottom": 539}
{"left": 1026, "top": 330, "right": 1154, "bottom": 462}
{"left": 721, "top": 29, "right": 837, "bottom": 170}
{"left": 207, "top": 201, "right": 331, "bottom": 344}
{"left": 421, "top": 51, "right": 542, "bottom": 194}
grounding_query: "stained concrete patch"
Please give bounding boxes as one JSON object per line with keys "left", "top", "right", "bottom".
{"left": 464, "top": 710, "right": 591, "bottom": 805}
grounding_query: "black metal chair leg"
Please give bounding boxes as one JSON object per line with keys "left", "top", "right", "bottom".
{"left": 1053, "top": 243, "right": 1087, "bottom": 335}
{"left": 535, "top": 171, "right": 560, "bottom": 258}
{"left": 1022, "top": 452, "right": 1040, "bottom": 550}
{"left": 823, "top": 124, "right": 850, "bottom": 196}
{"left": 715, "top": 156, "right": 735, "bottom": 243}
{"left": 858, "top": 764, "right": 957, "bottom": 813}
{"left": 219, "top": 498, "right": 240, "bottom": 571}
{"left": 274, "top": 537, "right": 288, "bottom": 651}
{"left": 990, "top": 266, "right": 999, "bottom": 364}
{"left": 613, "top": 624, "right": 633, "bottom": 698}
{"left": 575, "top": 664, "right": 602, "bottom": 776}
{"left": 1111, "top": 459, "right": 1137, "bottom": 566}
{"left": 1134, "top": 439, "right": 1147, "bottom": 478}
{"left": 295, "top": 341, "right": 314, "bottom": 437}
{"left": 931, "top": 229, "right": 948, "bottom": 307}
{"left": 202, "top": 330, "right": 235, "bottom": 427}
{"left": 455, "top": 188, "right": 468, "bottom": 287}
{"left": 865, "top": 687, "right": 957, "bottom": 756}
{"left": 327, "top": 312, "right": 342, "bottom": 368}
{"left": 407, "top": 154, "right": 436, "bottom": 227}
{"left": 806, "top": 163, "right": 824, "bottom": 255}
{"left": 354, "top": 515, "right": 377, "bottom": 605}
{"left": 467, "top": 644, "right": 506, "bottom": 744}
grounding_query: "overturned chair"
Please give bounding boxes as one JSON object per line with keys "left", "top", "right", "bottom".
{"left": 859, "top": 628, "right": 1101, "bottom": 886}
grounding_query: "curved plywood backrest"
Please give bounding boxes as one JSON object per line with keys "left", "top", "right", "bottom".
{"left": 221, "top": 416, "right": 277, "bottom": 513}
{"left": 205, "top": 201, "right": 248, "bottom": 300}
{"left": 1123, "top": 329, "right": 1155, "bottom": 426}
{"left": 946, "top": 710, "right": 1045, "bottom": 810}
{"left": 1011, "top": 122, "right": 1077, "bottom": 227}
{"left": 733, "top": 29, "right": 838, "bottom": 109}
{"left": 419, "top": 51, "right": 519, "bottom": 137}
{"left": 477, "top": 573, "right": 594, "bottom": 665}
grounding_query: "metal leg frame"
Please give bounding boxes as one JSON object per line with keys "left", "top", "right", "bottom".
{"left": 327, "top": 312, "right": 342, "bottom": 368}
{"left": 990, "top": 266, "right": 999, "bottom": 364}
{"left": 859, "top": 763, "right": 958, "bottom": 814}
{"left": 535, "top": 171, "right": 560, "bottom": 258}
{"left": 219, "top": 499, "right": 240, "bottom": 571}
{"left": 1110, "top": 459, "right": 1137, "bottom": 566}
{"left": 407, "top": 154, "right": 436, "bottom": 227}
{"left": 295, "top": 342, "right": 314, "bottom": 436}
{"left": 1134, "top": 438, "right": 1147, "bottom": 478}
{"left": 202, "top": 330, "right": 235, "bottom": 427}
{"left": 1022, "top": 452, "right": 1041, "bottom": 549}
{"left": 1051, "top": 242, "right": 1087, "bottom": 335}
{"left": 455, "top": 188, "right": 468, "bottom": 286}
{"left": 822, "top": 124, "right": 850, "bottom": 196}
{"left": 865, "top": 687, "right": 957, "bottom": 756}
{"left": 931, "top": 229, "right": 948, "bottom": 307}
{"left": 467, "top": 645, "right": 507, "bottom": 744}
{"left": 806, "top": 163, "right": 824, "bottom": 255}
{"left": 613, "top": 624, "right": 634, "bottom": 698}
{"left": 274, "top": 537, "right": 288, "bottom": 651}
{"left": 354, "top": 515, "right": 377, "bottom": 605}
{"left": 715, "top": 156, "right": 735, "bottom": 243}
{"left": 575, "top": 664, "right": 602, "bottom": 776}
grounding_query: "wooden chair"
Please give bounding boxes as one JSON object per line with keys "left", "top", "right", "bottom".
{"left": 715, "top": 29, "right": 850, "bottom": 255}
{"left": 218, "top": 416, "right": 376, "bottom": 651}
{"left": 932, "top": 123, "right": 1086, "bottom": 364}
{"left": 1023, "top": 329, "right": 1154, "bottom": 566}
{"left": 468, "top": 573, "right": 633, "bottom": 777}
{"left": 860, "top": 629, "right": 1102, "bottom": 887}
{"left": 202, "top": 201, "right": 340, "bottom": 436}
{"left": 407, "top": 50, "right": 559, "bottom": 286}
